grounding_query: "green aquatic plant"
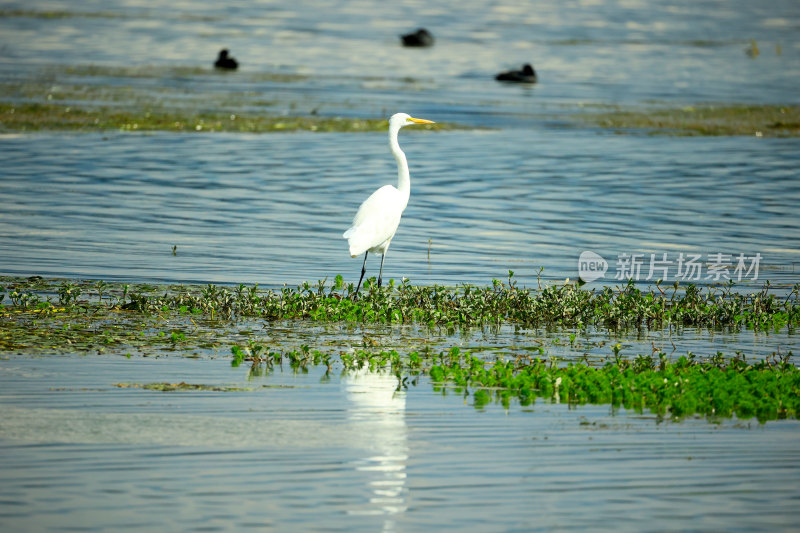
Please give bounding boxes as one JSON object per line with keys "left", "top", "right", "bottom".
{"left": 454, "top": 346, "right": 798, "bottom": 423}
{"left": 1, "top": 275, "right": 797, "bottom": 422}
{"left": 231, "top": 342, "right": 334, "bottom": 371}
{"left": 231, "top": 344, "right": 799, "bottom": 423}
{"left": 117, "top": 275, "right": 799, "bottom": 331}
{"left": 6, "top": 289, "right": 42, "bottom": 309}
{"left": 58, "top": 282, "right": 82, "bottom": 306}
{"left": 1, "top": 276, "right": 797, "bottom": 368}
{"left": 5, "top": 275, "right": 798, "bottom": 331}
{"left": 0, "top": 278, "right": 231, "bottom": 355}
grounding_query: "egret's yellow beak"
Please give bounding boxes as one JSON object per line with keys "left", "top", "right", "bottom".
{"left": 408, "top": 116, "right": 435, "bottom": 125}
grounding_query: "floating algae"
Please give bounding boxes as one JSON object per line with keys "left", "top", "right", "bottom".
{"left": 576, "top": 104, "right": 800, "bottom": 137}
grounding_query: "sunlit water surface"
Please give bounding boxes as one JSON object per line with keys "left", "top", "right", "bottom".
{"left": 1, "top": 354, "right": 799, "bottom": 532}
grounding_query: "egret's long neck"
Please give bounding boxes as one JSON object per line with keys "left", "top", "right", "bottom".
{"left": 390, "top": 126, "right": 411, "bottom": 202}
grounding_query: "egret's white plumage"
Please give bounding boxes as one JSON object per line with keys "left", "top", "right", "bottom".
{"left": 343, "top": 185, "right": 404, "bottom": 257}
{"left": 343, "top": 112, "right": 434, "bottom": 294}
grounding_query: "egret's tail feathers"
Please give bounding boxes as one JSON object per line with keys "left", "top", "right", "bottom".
{"left": 343, "top": 227, "right": 361, "bottom": 257}
{"left": 344, "top": 227, "right": 374, "bottom": 258}
{"left": 347, "top": 240, "right": 368, "bottom": 258}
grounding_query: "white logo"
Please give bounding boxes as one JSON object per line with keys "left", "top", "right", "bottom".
{"left": 578, "top": 251, "right": 608, "bottom": 282}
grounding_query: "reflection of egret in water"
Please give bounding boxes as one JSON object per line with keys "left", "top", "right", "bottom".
{"left": 345, "top": 369, "right": 408, "bottom": 526}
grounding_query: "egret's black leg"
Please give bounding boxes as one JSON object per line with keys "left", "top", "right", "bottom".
{"left": 377, "top": 252, "right": 386, "bottom": 288}
{"left": 354, "top": 252, "right": 368, "bottom": 295}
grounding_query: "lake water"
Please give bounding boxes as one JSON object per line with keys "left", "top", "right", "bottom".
{"left": 1, "top": 130, "right": 799, "bottom": 288}
{"left": 1, "top": 0, "right": 799, "bottom": 288}
{"left": 1, "top": 0, "right": 800, "bottom": 531}
{"left": 1, "top": 354, "right": 799, "bottom": 532}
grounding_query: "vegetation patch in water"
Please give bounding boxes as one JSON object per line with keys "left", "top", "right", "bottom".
{"left": 0, "top": 103, "right": 451, "bottom": 134}
{"left": 0, "top": 277, "right": 233, "bottom": 355}
{"left": 3, "top": 276, "right": 798, "bottom": 422}
{"left": 116, "top": 274, "right": 799, "bottom": 331}
{"left": 232, "top": 344, "right": 799, "bottom": 423}
{"left": 426, "top": 347, "right": 799, "bottom": 422}
{"left": 0, "top": 64, "right": 459, "bottom": 133}
{"left": 2, "top": 275, "right": 798, "bottom": 340}
{"left": 576, "top": 104, "right": 800, "bottom": 137}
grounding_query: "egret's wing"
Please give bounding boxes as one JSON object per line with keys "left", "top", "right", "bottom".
{"left": 343, "top": 185, "right": 405, "bottom": 257}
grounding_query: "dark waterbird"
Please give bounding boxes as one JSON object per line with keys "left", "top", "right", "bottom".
{"left": 214, "top": 49, "right": 238, "bottom": 70}
{"left": 401, "top": 28, "right": 434, "bottom": 47}
{"left": 495, "top": 63, "right": 537, "bottom": 83}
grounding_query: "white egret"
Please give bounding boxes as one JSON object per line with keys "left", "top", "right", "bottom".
{"left": 343, "top": 112, "right": 435, "bottom": 295}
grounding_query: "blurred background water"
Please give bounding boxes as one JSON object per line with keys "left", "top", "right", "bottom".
{"left": 2, "top": 0, "right": 798, "bottom": 111}
{"left": 0, "top": 0, "right": 799, "bottom": 288}
{"left": 1, "top": 2, "right": 800, "bottom": 531}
